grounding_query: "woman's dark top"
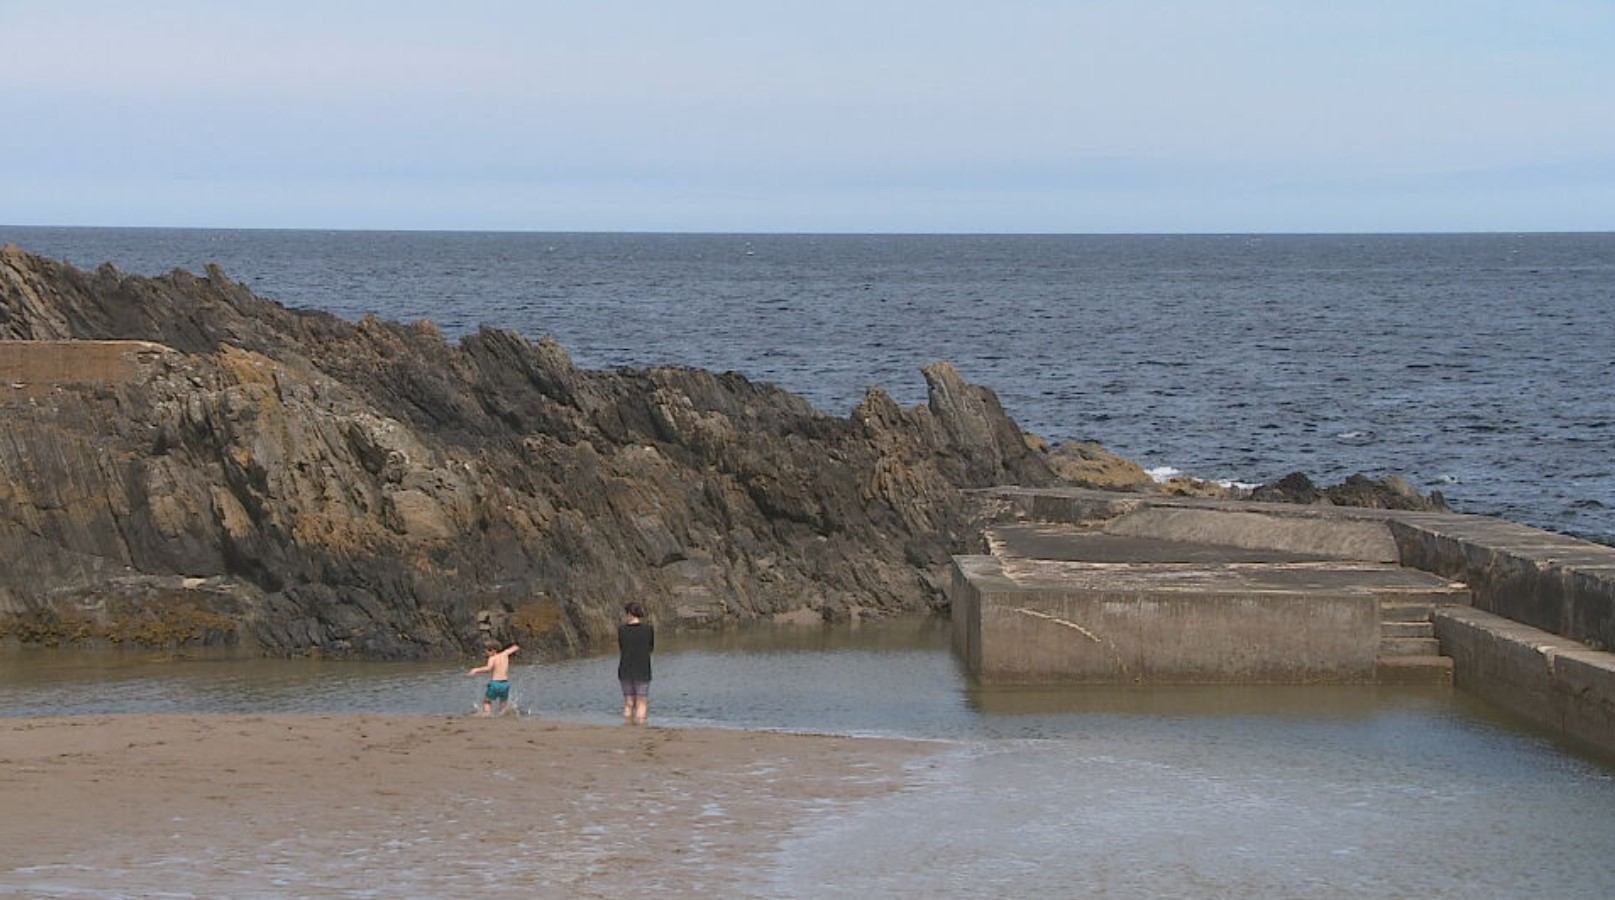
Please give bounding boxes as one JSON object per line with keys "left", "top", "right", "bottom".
{"left": 617, "top": 621, "right": 654, "bottom": 682}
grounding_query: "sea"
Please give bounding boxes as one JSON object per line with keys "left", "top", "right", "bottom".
{"left": 3, "top": 227, "right": 1612, "bottom": 544}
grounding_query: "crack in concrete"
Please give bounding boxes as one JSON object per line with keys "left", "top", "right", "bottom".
{"left": 1010, "top": 607, "right": 1103, "bottom": 643}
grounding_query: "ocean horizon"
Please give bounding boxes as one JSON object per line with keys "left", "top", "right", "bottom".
{"left": 4, "top": 226, "right": 1612, "bottom": 543}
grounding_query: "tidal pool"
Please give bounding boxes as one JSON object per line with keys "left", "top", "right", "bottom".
{"left": 3, "top": 619, "right": 1613, "bottom": 897}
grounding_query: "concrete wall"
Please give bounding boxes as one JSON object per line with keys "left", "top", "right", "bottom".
{"left": 978, "top": 487, "right": 1615, "bottom": 651}
{"left": 1435, "top": 607, "right": 1615, "bottom": 758}
{"left": 1392, "top": 518, "right": 1615, "bottom": 652}
{"left": 951, "top": 555, "right": 1380, "bottom": 685}
{"left": 1103, "top": 506, "right": 1399, "bottom": 563}
{"left": 950, "top": 562, "right": 983, "bottom": 676}
{"left": 966, "top": 484, "right": 1615, "bottom": 755}
{"left": 982, "top": 487, "right": 1401, "bottom": 562}
{"left": 984, "top": 486, "right": 1144, "bottom": 525}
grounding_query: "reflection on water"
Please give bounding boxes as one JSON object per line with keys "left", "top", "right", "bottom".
{"left": 5, "top": 619, "right": 1615, "bottom": 897}
{"left": 0, "top": 619, "right": 1573, "bottom": 745}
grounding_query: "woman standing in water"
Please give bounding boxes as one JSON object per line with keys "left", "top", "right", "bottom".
{"left": 617, "top": 602, "right": 654, "bottom": 725}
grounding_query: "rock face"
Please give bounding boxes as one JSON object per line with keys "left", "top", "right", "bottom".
{"left": 1043, "top": 441, "right": 1155, "bottom": 490}
{"left": 1250, "top": 471, "right": 1448, "bottom": 512}
{"left": 0, "top": 246, "right": 1054, "bottom": 657}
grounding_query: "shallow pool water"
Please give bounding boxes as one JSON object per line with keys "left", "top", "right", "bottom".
{"left": 4, "top": 620, "right": 1614, "bottom": 897}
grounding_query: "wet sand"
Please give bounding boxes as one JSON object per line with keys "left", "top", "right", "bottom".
{"left": 0, "top": 715, "right": 935, "bottom": 897}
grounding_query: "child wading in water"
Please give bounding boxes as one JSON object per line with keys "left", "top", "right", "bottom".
{"left": 617, "top": 602, "right": 654, "bottom": 725}
{"left": 468, "top": 641, "right": 520, "bottom": 716}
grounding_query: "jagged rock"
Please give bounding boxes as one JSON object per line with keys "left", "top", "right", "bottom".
{"left": 1251, "top": 470, "right": 1447, "bottom": 512}
{"left": 1157, "top": 476, "right": 1238, "bottom": 499}
{"left": 1250, "top": 472, "right": 1324, "bottom": 505}
{"left": 1045, "top": 441, "right": 1154, "bottom": 490}
{"left": 0, "top": 246, "right": 1044, "bottom": 658}
{"left": 1325, "top": 473, "right": 1449, "bottom": 512}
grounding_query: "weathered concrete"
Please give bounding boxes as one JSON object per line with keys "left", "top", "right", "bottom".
{"left": 1376, "top": 655, "right": 1454, "bottom": 685}
{"left": 980, "top": 486, "right": 1615, "bottom": 651}
{"left": 1435, "top": 606, "right": 1615, "bottom": 758}
{"left": 964, "top": 486, "right": 1615, "bottom": 751}
{"left": 952, "top": 524, "right": 1466, "bottom": 683}
{"left": 1375, "top": 600, "right": 1455, "bottom": 685}
{"left": 986, "top": 523, "right": 1339, "bottom": 564}
{"left": 1102, "top": 506, "right": 1400, "bottom": 563}
{"left": 1390, "top": 517, "right": 1615, "bottom": 652}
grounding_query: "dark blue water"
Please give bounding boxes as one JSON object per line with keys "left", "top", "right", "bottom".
{"left": 4, "top": 227, "right": 1612, "bottom": 542}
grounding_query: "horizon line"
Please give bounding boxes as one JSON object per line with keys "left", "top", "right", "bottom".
{"left": 4, "top": 223, "right": 1613, "bottom": 239}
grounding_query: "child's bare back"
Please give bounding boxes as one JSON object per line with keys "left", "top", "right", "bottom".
{"left": 468, "top": 642, "right": 520, "bottom": 715}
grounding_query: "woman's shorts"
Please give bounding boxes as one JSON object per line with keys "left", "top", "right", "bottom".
{"left": 619, "top": 679, "right": 650, "bottom": 700}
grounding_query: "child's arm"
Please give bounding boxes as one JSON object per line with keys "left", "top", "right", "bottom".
{"left": 467, "top": 661, "right": 491, "bottom": 675}
{"left": 502, "top": 644, "right": 520, "bottom": 657}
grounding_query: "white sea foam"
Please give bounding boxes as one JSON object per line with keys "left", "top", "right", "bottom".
{"left": 1334, "top": 430, "right": 1380, "bottom": 445}
{"left": 1147, "top": 466, "right": 1258, "bottom": 491}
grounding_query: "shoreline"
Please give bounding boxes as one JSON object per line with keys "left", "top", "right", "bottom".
{"left": 0, "top": 714, "right": 937, "bottom": 896}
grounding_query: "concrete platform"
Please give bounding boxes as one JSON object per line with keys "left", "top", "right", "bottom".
{"left": 981, "top": 485, "right": 1615, "bottom": 651}
{"left": 950, "top": 495, "right": 1482, "bottom": 685}
{"left": 953, "top": 524, "right": 1467, "bottom": 685}
{"left": 955, "top": 486, "right": 1615, "bottom": 755}
{"left": 986, "top": 523, "right": 1340, "bottom": 564}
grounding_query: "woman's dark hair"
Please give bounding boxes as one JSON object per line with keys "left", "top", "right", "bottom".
{"left": 624, "top": 601, "right": 647, "bottom": 619}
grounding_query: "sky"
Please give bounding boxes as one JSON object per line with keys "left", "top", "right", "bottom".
{"left": 1, "top": 0, "right": 1612, "bottom": 233}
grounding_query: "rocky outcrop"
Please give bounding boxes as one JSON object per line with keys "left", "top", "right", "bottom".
{"left": 1038, "top": 445, "right": 1450, "bottom": 512}
{"left": 1043, "top": 441, "right": 1155, "bottom": 490}
{"left": 1, "top": 246, "right": 1054, "bottom": 657}
{"left": 1250, "top": 471, "right": 1448, "bottom": 512}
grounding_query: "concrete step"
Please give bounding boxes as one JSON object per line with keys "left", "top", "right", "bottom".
{"left": 1376, "top": 655, "right": 1454, "bottom": 686}
{"left": 1379, "top": 601, "right": 1434, "bottom": 623}
{"left": 1379, "top": 636, "right": 1442, "bottom": 657}
{"left": 1381, "top": 621, "right": 1435, "bottom": 639}
{"left": 1375, "top": 588, "right": 1472, "bottom": 607}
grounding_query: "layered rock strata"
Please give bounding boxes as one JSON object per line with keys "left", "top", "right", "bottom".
{"left": 0, "top": 246, "right": 1457, "bottom": 658}
{"left": 1, "top": 246, "right": 1053, "bottom": 657}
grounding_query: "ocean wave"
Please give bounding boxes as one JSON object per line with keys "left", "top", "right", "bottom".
{"left": 1334, "top": 430, "right": 1380, "bottom": 446}
{"left": 1147, "top": 466, "right": 1259, "bottom": 491}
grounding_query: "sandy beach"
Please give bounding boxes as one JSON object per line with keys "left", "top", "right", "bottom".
{"left": 0, "top": 715, "right": 935, "bottom": 897}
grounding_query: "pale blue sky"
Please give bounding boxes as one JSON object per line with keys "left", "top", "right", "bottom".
{"left": 2, "top": 0, "right": 1611, "bottom": 232}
